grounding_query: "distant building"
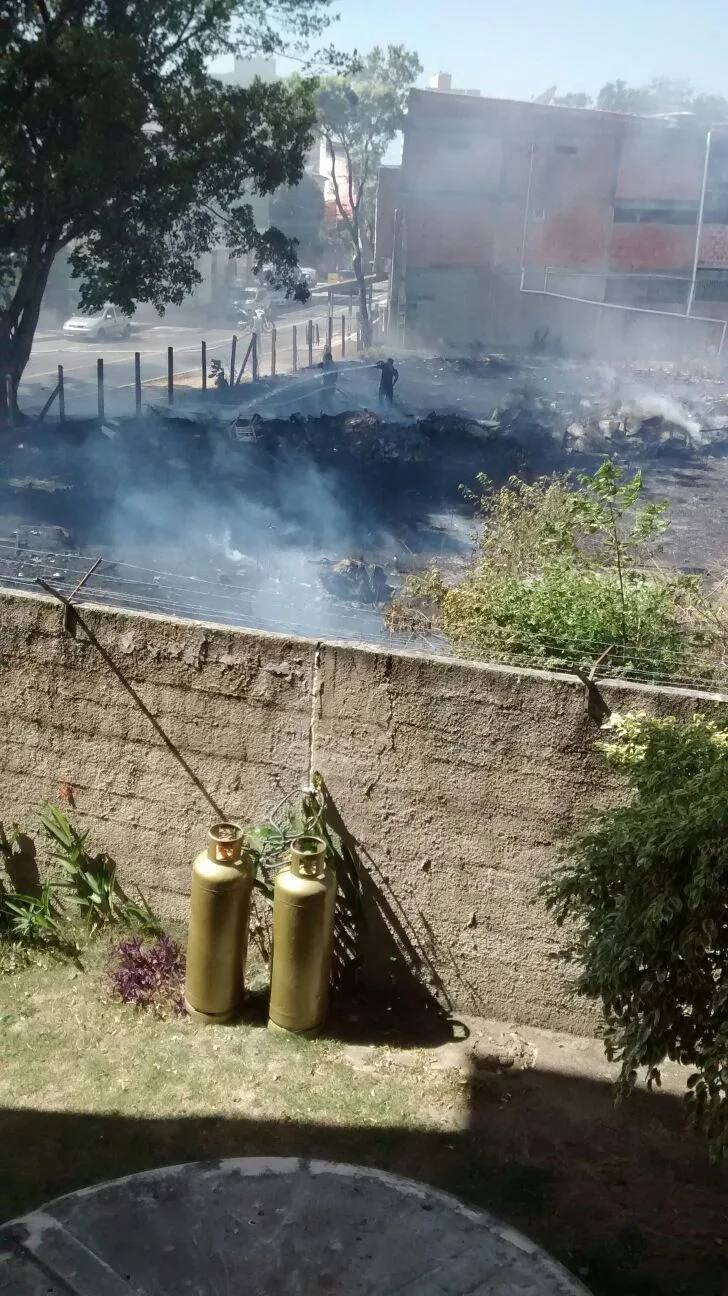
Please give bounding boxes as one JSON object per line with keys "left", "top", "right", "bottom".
{"left": 374, "top": 166, "right": 402, "bottom": 274}
{"left": 428, "top": 72, "right": 481, "bottom": 98}
{"left": 397, "top": 84, "right": 728, "bottom": 355}
{"left": 214, "top": 55, "right": 278, "bottom": 89}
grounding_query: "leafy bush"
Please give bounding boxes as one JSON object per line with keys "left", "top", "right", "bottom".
{"left": 440, "top": 559, "right": 692, "bottom": 676}
{"left": 39, "top": 806, "right": 161, "bottom": 934}
{"left": 109, "top": 936, "right": 185, "bottom": 1015}
{"left": 0, "top": 882, "right": 60, "bottom": 944}
{"left": 541, "top": 711, "right": 728, "bottom": 1158}
{"left": 392, "top": 461, "right": 708, "bottom": 680}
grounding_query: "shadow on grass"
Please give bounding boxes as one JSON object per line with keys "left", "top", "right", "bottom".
{"left": 1, "top": 1063, "right": 726, "bottom": 1296}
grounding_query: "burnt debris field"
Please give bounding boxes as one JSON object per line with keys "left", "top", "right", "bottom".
{"left": 3, "top": 353, "right": 728, "bottom": 647}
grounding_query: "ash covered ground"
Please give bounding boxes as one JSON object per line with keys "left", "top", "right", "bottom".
{"left": 3, "top": 353, "right": 728, "bottom": 646}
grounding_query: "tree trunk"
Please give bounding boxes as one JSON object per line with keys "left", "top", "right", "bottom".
{"left": 0, "top": 249, "right": 58, "bottom": 426}
{"left": 353, "top": 248, "right": 371, "bottom": 347}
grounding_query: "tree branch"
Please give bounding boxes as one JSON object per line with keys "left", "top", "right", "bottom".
{"left": 324, "top": 134, "right": 353, "bottom": 233}
{"left": 35, "top": 0, "right": 52, "bottom": 30}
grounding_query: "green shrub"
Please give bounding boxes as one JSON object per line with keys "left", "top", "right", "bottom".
{"left": 0, "top": 882, "right": 60, "bottom": 944}
{"left": 541, "top": 711, "right": 728, "bottom": 1159}
{"left": 440, "top": 559, "right": 694, "bottom": 676}
{"left": 396, "top": 461, "right": 709, "bottom": 681}
{"left": 39, "top": 806, "right": 161, "bottom": 935}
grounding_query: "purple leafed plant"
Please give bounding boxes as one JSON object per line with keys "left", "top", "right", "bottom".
{"left": 109, "top": 935, "right": 186, "bottom": 1015}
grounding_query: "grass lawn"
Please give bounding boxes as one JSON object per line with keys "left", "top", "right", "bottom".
{"left": 0, "top": 936, "right": 726, "bottom": 1296}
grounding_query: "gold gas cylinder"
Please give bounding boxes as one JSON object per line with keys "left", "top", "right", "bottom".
{"left": 268, "top": 835, "right": 337, "bottom": 1035}
{"left": 184, "top": 822, "right": 253, "bottom": 1024}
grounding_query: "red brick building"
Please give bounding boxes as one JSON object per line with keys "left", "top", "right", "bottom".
{"left": 395, "top": 89, "right": 728, "bottom": 353}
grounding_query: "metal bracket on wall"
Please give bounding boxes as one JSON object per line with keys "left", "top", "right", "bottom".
{"left": 54, "top": 558, "right": 103, "bottom": 635}
{"left": 574, "top": 644, "right": 614, "bottom": 726}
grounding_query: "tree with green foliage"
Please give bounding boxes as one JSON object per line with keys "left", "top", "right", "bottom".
{"left": 0, "top": 0, "right": 333, "bottom": 418}
{"left": 541, "top": 710, "right": 728, "bottom": 1159}
{"left": 316, "top": 44, "right": 422, "bottom": 345}
{"left": 537, "top": 76, "right": 728, "bottom": 123}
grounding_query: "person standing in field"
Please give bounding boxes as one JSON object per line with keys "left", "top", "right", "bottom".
{"left": 318, "top": 347, "right": 337, "bottom": 412}
{"left": 376, "top": 357, "right": 399, "bottom": 407}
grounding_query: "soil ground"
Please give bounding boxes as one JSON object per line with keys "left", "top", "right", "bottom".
{"left": 1, "top": 937, "right": 726, "bottom": 1296}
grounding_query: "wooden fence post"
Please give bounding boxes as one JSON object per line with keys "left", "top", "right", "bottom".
{"left": 97, "top": 358, "right": 104, "bottom": 423}
{"left": 315, "top": 322, "right": 320, "bottom": 346}
{"left": 134, "top": 352, "right": 142, "bottom": 414}
{"left": 326, "top": 315, "right": 333, "bottom": 351}
{"left": 292, "top": 325, "right": 298, "bottom": 372}
{"left": 270, "top": 326, "right": 276, "bottom": 376}
{"left": 201, "top": 340, "right": 207, "bottom": 391}
{"left": 251, "top": 331, "right": 259, "bottom": 381}
{"left": 341, "top": 314, "right": 346, "bottom": 357}
{"left": 230, "top": 335, "right": 237, "bottom": 388}
{"left": 57, "top": 365, "right": 65, "bottom": 421}
{"left": 307, "top": 320, "right": 313, "bottom": 367}
{"left": 167, "top": 346, "right": 174, "bottom": 403}
{"left": 235, "top": 335, "right": 254, "bottom": 385}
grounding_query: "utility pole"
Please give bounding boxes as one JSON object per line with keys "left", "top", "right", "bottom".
{"left": 687, "top": 129, "right": 712, "bottom": 317}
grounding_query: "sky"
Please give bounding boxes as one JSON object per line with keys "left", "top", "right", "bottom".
{"left": 207, "top": 0, "right": 723, "bottom": 105}
{"left": 320, "top": 0, "right": 728, "bottom": 102}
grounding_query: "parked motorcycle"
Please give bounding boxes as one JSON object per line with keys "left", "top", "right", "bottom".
{"left": 236, "top": 304, "right": 273, "bottom": 333}
{"left": 208, "top": 358, "right": 229, "bottom": 390}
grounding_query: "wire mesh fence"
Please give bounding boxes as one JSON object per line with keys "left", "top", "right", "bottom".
{"left": 0, "top": 536, "right": 450, "bottom": 658}
{"left": 5, "top": 533, "right": 728, "bottom": 691}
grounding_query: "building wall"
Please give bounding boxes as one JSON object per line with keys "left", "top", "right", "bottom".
{"left": 373, "top": 166, "right": 401, "bottom": 273}
{"left": 400, "top": 91, "right": 728, "bottom": 350}
{"left": 1, "top": 589, "right": 722, "bottom": 1035}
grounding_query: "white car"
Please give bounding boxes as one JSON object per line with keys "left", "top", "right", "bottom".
{"left": 62, "top": 305, "right": 131, "bottom": 341}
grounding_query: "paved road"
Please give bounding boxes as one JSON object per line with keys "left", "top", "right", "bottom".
{"left": 20, "top": 302, "right": 356, "bottom": 420}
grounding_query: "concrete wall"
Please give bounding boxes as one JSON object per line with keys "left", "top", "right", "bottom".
{"left": 404, "top": 266, "right": 725, "bottom": 359}
{"left": 1, "top": 589, "right": 722, "bottom": 1034}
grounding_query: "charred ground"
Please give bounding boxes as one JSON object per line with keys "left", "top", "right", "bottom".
{"left": 2, "top": 354, "right": 728, "bottom": 642}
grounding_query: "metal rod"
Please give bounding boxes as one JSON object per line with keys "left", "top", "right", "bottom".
{"left": 230, "top": 334, "right": 237, "bottom": 387}
{"left": 62, "top": 557, "right": 102, "bottom": 633}
{"left": 327, "top": 315, "right": 333, "bottom": 351}
{"left": 307, "top": 320, "right": 313, "bottom": 366}
{"left": 315, "top": 322, "right": 320, "bottom": 345}
{"left": 251, "top": 331, "right": 259, "bottom": 381}
{"left": 341, "top": 314, "right": 346, "bottom": 357}
{"left": 520, "top": 143, "right": 537, "bottom": 276}
{"left": 97, "top": 358, "right": 104, "bottom": 423}
{"left": 201, "top": 340, "right": 207, "bottom": 391}
{"left": 35, "top": 577, "right": 226, "bottom": 819}
{"left": 688, "top": 129, "right": 712, "bottom": 317}
{"left": 134, "top": 352, "right": 142, "bottom": 414}
{"left": 167, "top": 346, "right": 173, "bottom": 403}
{"left": 270, "top": 326, "right": 276, "bottom": 376}
{"left": 292, "top": 324, "right": 298, "bottom": 372}
{"left": 57, "top": 365, "right": 65, "bottom": 421}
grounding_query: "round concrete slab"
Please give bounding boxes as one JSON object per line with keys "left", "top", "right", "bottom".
{"left": 0, "top": 1158, "right": 591, "bottom": 1295}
